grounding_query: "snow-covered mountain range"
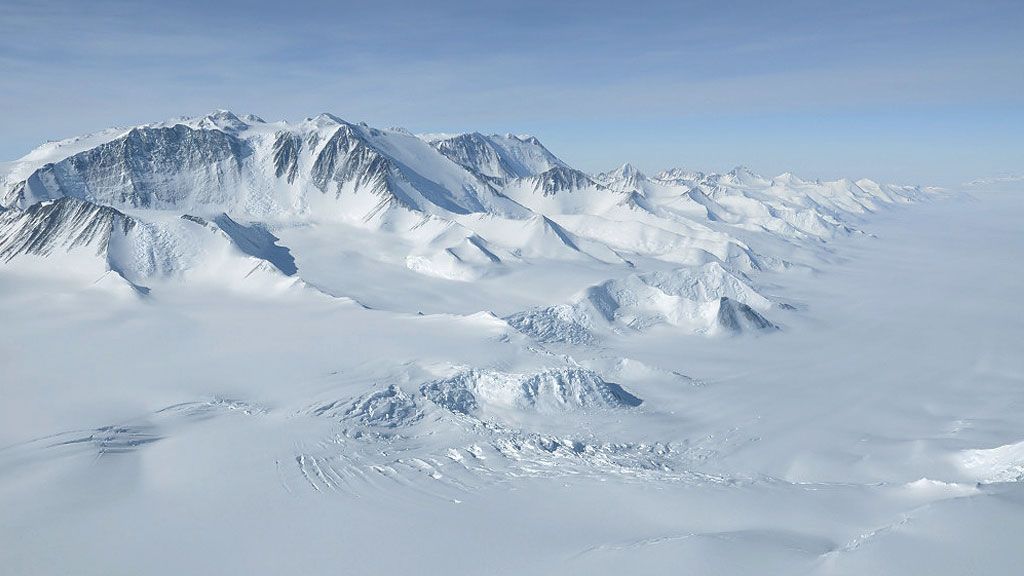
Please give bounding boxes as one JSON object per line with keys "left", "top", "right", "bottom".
{"left": 0, "top": 110, "right": 929, "bottom": 336}
{"left": 9, "top": 111, "right": 1024, "bottom": 576}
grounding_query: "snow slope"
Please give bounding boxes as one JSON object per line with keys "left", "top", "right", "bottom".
{"left": 4, "top": 111, "right": 1009, "bottom": 576}
{"left": 506, "top": 262, "right": 776, "bottom": 342}
{"left": 0, "top": 110, "right": 929, "bottom": 296}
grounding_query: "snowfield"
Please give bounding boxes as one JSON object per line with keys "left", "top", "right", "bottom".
{"left": 1, "top": 111, "right": 1022, "bottom": 575}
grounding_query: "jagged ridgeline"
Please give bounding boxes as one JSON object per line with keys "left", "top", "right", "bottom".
{"left": 0, "top": 110, "right": 930, "bottom": 337}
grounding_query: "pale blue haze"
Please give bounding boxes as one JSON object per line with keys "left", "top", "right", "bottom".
{"left": 1, "top": 0, "right": 1021, "bottom": 186}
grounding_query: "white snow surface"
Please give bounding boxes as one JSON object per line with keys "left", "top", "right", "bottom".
{"left": 2, "top": 112, "right": 1021, "bottom": 575}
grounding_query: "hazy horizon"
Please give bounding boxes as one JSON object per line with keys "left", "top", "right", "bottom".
{"left": 3, "top": 4, "right": 1024, "bottom": 574}
{"left": 2, "top": 0, "right": 1021, "bottom": 187}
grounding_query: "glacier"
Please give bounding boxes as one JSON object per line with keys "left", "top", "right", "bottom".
{"left": 1, "top": 110, "right": 1022, "bottom": 575}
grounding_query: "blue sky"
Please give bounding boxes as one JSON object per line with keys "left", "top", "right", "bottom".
{"left": 1, "top": 0, "right": 1021, "bottom": 186}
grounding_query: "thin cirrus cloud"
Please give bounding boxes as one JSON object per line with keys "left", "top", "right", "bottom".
{"left": 1, "top": 0, "right": 1021, "bottom": 186}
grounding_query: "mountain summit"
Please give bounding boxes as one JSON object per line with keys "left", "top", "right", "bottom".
{"left": 0, "top": 110, "right": 929, "bottom": 333}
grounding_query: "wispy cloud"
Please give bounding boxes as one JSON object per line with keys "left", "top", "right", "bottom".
{"left": 1, "top": 0, "right": 1021, "bottom": 185}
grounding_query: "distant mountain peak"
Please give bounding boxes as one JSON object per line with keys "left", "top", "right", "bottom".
{"left": 614, "top": 162, "right": 645, "bottom": 181}
{"left": 594, "top": 162, "right": 647, "bottom": 192}
{"left": 527, "top": 166, "right": 600, "bottom": 195}
{"left": 0, "top": 110, "right": 931, "bottom": 298}
{"left": 195, "top": 110, "right": 254, "bottom": 132}
{"left": 729, "top": 164, "right": 758, "bottom": 176}
{"left": 510, "top": 134, "right": 542, "bottom": 145}
{"left": 425, "top": 131, "right": 566, "bottom": 183}
{"left": 655, "top": 167, "right": 704, "bottom": 183}
{"left": 771, "top": 172, "right": 806, "bottom": 186}
{"left": 308, "top": 112, "right": 349, "bottom": 127}
{"left": 207, "top": 109, "right": 242, "bottom": 121}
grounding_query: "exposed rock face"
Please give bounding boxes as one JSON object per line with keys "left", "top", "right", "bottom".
{"left": 0, "top": 110, "right": 930, "bottom": 317}
{"left": 505, "top": 262, "right": 777, "bottom": 342}
{"left": 10, "top": 125, "right": 248, "bottom": 210}
{"left": 428, "top": 132, "right": 565, "bottom": 183}
{"left": 528, "top": 166, "right": 602, "bottom": 195}
{"left": 310, "top": 125, "right": 395, "bottom": 201}
{"left": 421, "top": 367, "right": 642, "bottom": 415}
{"left": 716, "top": 297, "right": 778, "bottom": 333}
{"left": 0, "top": 197, "right": 133, "bottom": 261}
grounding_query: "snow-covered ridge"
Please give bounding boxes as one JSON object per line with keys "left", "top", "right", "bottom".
{"left": 6, "top": 104, "right": 1004, "bottom": 576}
{"left": 424, "top": 132, "right": 566, "bottom": 183}
{"left": 0, "top": 196, "right": 132, "bottom": 262}
{"left": 505, "top": 262, "right": 777, "bottom": 342}
{"left": 421, "top": 367, "right": 642, "bottom": 415}
{"left": 0, "top": 110, "right": 931, "bottom": 330}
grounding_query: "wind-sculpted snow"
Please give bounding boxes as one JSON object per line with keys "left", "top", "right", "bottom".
{"left": 958, "top": 440, "right": 1024, "bottom": 483}
{"left": 5, "top": 116, "right": 1019, "bottom": 576}
{"left": 0, "top": 109, "right": 933, "bottom": 306}
{"left": 505, "top": 304, "right": 597, "bottom": 345}
{"left": 632, "top": 262, "right": 772, "bottom": 309}
{"left": 290, "top": 425, "right": 719, "bottom": 497}
{"left": 405, "top": 232, "right": 508, "bottom": 281}
{"left": 278, "top": 363, "right": 720, "bottom": 497}
{"left": 345, "top": 385, "right": 422, "bottom": 427}
{"left": 43, "top": 425, "right": 162, "bottom": 455}
{"left": 421, "top": 367, "right": 642, "bottom": 415}
{"left": 1, "top": 397, "right": 266, "bottom": 466}
{"left": 309, "top": 384, "right": 423, "bottom": 428}
{"left": 211, "top": 214, "right": 297, "bottom": 276}
{"left": 506, "top": 262, "right": 777, "bottom": 342}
